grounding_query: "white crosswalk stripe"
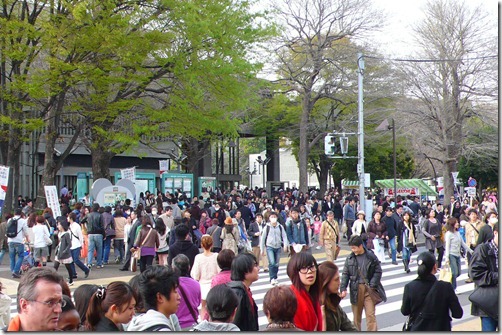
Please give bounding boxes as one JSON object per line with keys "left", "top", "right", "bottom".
{"left": 6, "top": 250, "right": 475, "bottom": 330}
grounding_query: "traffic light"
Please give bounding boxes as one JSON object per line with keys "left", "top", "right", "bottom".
{"left": 324, "top": 135, "right": 336, "bottom": 156}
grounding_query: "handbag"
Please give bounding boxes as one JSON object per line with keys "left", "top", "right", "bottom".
{"left": 403, "top": 281, "right": 438, "bottom": 331}
{"left": 131, "top": 228, "right": 154, "bottom": 260}
{"left": 469, "top": 285, "right": 499, "bottom": 320}
{"left": 130, "top": 257, "right": 138, "bottom": 272}
{"left": 44, "top": 235, "right": 53, "bottom": 246}
{"left": 439, "top": 264, "right": 452, "bottom": 282}
{"left": 358, "top": 268, "right": 383, "bottom": 305}
{"left": 105, "top": 220, "right": 116, "bottom": 237}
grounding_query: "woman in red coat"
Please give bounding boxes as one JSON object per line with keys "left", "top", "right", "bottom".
{"left": 286, "top": 252, "right": 323, "bottom": 331}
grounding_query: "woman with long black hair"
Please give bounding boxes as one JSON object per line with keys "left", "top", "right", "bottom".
{"left": 401, "top": 251, "right": 462, "bottom": 331}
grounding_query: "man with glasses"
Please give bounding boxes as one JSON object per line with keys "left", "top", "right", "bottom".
{"left": 7, "top": 267, "right": 64, "bottom": 331}
{"left": 340, "top": 235, "right": 386, "bottom": 331}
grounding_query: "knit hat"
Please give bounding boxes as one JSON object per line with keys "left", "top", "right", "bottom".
{"left": 224, "top": 217, "right": 234, "bottom": 225}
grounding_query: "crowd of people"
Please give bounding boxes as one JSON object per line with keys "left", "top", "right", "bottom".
{"left": 0, "top": 186, "right": 498, "bottom": 331}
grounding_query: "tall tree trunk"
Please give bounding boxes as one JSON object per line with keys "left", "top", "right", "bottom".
{"left": 298, "top": 96, "right": 311, "bottom": 193}
{"left": 91, "top": 146, "right": 115, "bottom": 180}
{"left": 3, "top": 132, "right": 22, "bottom": 218}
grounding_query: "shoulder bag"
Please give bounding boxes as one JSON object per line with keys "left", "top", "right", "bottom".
{"left": 132, "top": 228, "right": 153, "bottom": 260}
{"left": 403, "top": 281, "right": 438, "bottom": 331}
{"left": 469, "top": 285, "right": 499, "bottom": 320}
{"left": 357, "top": 267, "right": 383, "bottom": 305}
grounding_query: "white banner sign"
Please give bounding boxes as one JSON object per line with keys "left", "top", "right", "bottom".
{"left": 385, "top": 187, "right": 420, "bottom": 196}
{"left": 0, "top": 165, "right": 9, "bottom": 202}
{"left": 121, "top": 167, "right": 136, "bottom": 183}
{"left": 0, "top": 165, "right": 10, "bottom": 216}
{"left": 451, "top": 171, "right": 459, "bottom": 184}
{"left": 159, "top": 160, "right": 169, "bottom": 175}
{"left": 465, "top": 187, "right": 476, "bottom": 197}
{"left": 44, "top": 185, "right": 62, "bottom": 218}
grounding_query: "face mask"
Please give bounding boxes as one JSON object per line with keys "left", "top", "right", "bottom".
{"left": 489, "top": 217, "right": 498, "bottom": 225}
{"left": 152, "top": 210, "right": 157, "bottom": 215}
{"left": 270, "top": 217, "right": 277, "bottom": 223}
{"left": 215, "top": 206, "right": 219, "bottom": 210}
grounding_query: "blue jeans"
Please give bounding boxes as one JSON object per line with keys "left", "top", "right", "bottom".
{"left": 402, "top": 246, "right": 411, "bottom": 262}
{"left": 70, "top": 247, "right": 89, "bottom": 276}
{"left": 8, "top": 242, "right": 25, "bottom": 274}
{"left": 449, "top": 255, "right": 461, "bottom": 289}
{"left": 266, "top": 246, "right": 281, "bottom": 281}
{"left": 113, "top": 239, "right": 125, "bottom": 262}
{"left": 481, "top": 316, "right": 498, "bottom": 331}
{"left": 87, "top": 234, "right": 103, "bottom": 266}
{"left": 388, "top": 237, "right": 397, "bottom": 262}
{"left": 0, "top": 248, "right": 6, "bottom": 265}
{"left": 102, "top": 237, "right": 112, "bottom": 263}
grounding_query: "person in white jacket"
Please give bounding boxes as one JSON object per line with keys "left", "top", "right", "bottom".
{"left": 68, "top": 212, "right": 90, "bottom": 279}
{"left": 32, "top": 215, "right": 51, "bottom": 267}
{"left": 352, "top": 211, "right": 369, "bottom": 247}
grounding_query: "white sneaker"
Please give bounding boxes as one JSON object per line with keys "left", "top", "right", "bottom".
{"left": 316, "top": 246, "right": 322, "bottom": 250}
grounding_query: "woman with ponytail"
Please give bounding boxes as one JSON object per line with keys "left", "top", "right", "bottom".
{"left": 86, "top": 281, "right": 137, "bottom": 331}
{"left": 401, "top": 251, "right": 462, "bottom": 331}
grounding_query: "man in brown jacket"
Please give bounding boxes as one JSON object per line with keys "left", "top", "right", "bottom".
{"left": 319, "top": 211, "right": 341, "bottom": 262}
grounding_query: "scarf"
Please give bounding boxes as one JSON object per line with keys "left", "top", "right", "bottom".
{"left": 404, "top": 220, "right": 416, "bottom": 246}
{"left": 290, "top": 285, "right": 323, "bottom": 331}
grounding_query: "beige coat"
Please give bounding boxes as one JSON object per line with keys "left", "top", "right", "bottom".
{"left": 465, "top": 220, "right": 485, "bottom": 248}
{"left": 221, "top": 225, "right": 239, "bottom": 255}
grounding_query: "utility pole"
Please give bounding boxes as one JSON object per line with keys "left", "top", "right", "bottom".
{"left": 357, "top": 53, "right": 365, "bottom": 214}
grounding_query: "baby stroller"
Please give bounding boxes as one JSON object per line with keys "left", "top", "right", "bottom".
{"left": 20, "top": 248, "right": 35, "bottom": 274}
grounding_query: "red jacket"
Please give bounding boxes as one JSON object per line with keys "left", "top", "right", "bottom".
{"left": 290, "top": 284, "right": 323, "bottom": 331}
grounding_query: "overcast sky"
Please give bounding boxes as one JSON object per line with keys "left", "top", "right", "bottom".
{"left": 369, "top": 0, "right": 499, "bottom": 57}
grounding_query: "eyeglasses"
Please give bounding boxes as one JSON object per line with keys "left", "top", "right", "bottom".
{"left": 28, "top": 299, "right": 66, "bottom": 308}
{"left": 299, "top": 265, "right": 317, "bottom": 274}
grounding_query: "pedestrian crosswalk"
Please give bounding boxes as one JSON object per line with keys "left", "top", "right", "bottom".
{"left": 6, "top": 248, "right": 475, "bottom": 331}
{"left": 251, "top": 249, "right": 475, "bottom": 330}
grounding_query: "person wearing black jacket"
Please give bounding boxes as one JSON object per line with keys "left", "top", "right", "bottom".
{"left": 340, "top": 235, "right": 386, "bottom": 331}
{"left": 227, "top": 253, "right": 259, "bottom": 331}
{"left": 332, "top": 196, "right": 343, "bottom": 223}
{"left": 86, "top": 203, "right": 105, "bottom": 268}
{"left": 469, "top": 224, "right": 499, "bottom": 331}
{"left": 401, "top": 251, "right": 462, "bottom": 331}
{"left": 383, "top": 207, "right": 399, "bottom": 265}
{"left": 119, "top": 211, "right": 141, "bottom": 271}
{"left": 167, "top": 224, "right": 199, "bottom": 269}
{"left": 247, "top": 215, "right": 261, "bottom": 264}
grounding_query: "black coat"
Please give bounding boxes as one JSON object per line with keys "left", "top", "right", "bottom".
{"left": 247, "top": 221, "right": 260, "bottom": 247}
{"left": 396, "top": 221, "right": 418, "bottom": 253}
{"left": 340, "top": 248, "right": 386, "bottom": 305}
{"left": 94, "top": 316, "right": 121, "bottom": 331}
{"left": 167, "top": 240, "right": 200, "bottom": 269}
{"left": 238, "top": 206, "right": 253, "bottom": 230}
{"left": 382, "top": 214, "right": 398, "bottom": 239}
{"left": 469, "top": 240, "right": 498, "bottom": 317}
{"left": 401, "top": 274, "right": 462, "bottom": 331}
{"left": 227, "top": 281, "right": 258, "bottom": 331}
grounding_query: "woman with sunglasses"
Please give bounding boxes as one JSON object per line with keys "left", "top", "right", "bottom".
{"left": 286, "top": 252, "right": 322, "bottom": 331}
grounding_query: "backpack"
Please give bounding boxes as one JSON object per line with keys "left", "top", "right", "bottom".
{"left": 263, "top": 224, "right": 284, "bottom": 248}
{"left": 6, "top": 218, "right": 20, "bottom": 238}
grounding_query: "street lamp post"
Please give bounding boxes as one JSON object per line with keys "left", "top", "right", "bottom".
{"left": 256, "top": 155, "right": 271, "bottom": 191}
{"left": 376, "top": 118, "right": 397, "bottom": 200}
